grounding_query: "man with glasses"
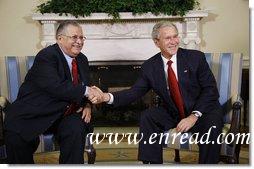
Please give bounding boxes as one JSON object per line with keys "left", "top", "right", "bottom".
{"left": 4, "top": 21, "right": 101, "bottom": 164}
{"left": 91, "top": 21, "right": 223, "bottom": 164}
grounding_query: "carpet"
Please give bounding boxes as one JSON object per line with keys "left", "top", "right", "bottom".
{"left": 33, "top": 144, "right": 249, "bottom": 164}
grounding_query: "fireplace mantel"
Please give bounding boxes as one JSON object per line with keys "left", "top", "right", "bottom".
{"left": 32, "top": 10, "right": 208, "bottom": 61}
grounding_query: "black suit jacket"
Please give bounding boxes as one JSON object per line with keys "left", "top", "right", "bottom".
{"left": 113, "top": 48, "right": 221, "bottom": 122}
{"left": 4, "top": 44, "right": 90, "bottom": 141}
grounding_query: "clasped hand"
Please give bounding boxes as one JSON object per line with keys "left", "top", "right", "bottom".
{"left": 87, "top": 86, "right": 109, "bottom": 104}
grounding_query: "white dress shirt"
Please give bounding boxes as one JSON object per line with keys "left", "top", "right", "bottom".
{"left": 161, "top": 54, "right": 178, "bottom": 90}
{"left": 59, "top": 47, "right": 89, "bottom": 96}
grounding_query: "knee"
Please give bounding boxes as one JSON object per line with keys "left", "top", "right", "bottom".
{"left": 140, "top": 107, "right": 159, "bottom": 122}
{"left": 64, "top": 116, "right": 86, "bottom": 138}
{"left": 5, "top": 131, "right": 23, "bottom": 147}
{"left": 202, "top": 114, "right": 223, "bottom": 129}
{"left": 71, "top": 123, "right": 86, "bottom": 137}
{"left": 5, "top": 131, "right": 39, "bottom": 155}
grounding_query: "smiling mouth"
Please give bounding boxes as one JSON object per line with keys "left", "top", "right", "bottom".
{"left": 168, "top": 46, "right": 177, "bottom": 50}
{"left": 73, "top": 45, "right": 82, "bottom": 49}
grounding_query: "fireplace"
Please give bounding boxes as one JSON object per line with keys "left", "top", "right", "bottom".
{"left": 32, "top": 10, "right": 209, "bottom": 60}
{"left": 89, "top": 61, "right": 156, "bottom": 127}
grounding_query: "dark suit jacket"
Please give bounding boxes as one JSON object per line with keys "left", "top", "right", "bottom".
{"left": 4, "top": 44, "right": 90, "bottom": 141}
{"left": 113, "top": 48, "right": 221, "bottom": 123}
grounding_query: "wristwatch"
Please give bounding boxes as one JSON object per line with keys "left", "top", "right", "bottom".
{"left": 192, "top": 111, "right": 202, "bottom": 118}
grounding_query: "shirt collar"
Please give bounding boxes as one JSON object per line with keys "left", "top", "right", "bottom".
{"left": 58, "top": 46, "right": 74, "bottom": 70}
{"left": 161, "top": 53, "right": 177, "bottom": 67}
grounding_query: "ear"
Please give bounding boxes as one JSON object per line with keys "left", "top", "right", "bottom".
{"left": 56, "top": 35, "right": 63, "bottom": 43}
{"left": 56, "top": 35, "right": 61, "bottom": 41}
{"left": 153, "top": 39, "right": 160, "bottom": 48}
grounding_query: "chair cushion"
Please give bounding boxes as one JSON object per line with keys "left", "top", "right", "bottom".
{"left": 36, "top": 134, "right": 57, "bottom": 153}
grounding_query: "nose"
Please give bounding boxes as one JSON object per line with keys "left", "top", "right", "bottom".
{"left": 170, "top": 38, "right": 179, "bottom": 44}
{"left": 76, "top": 38, "right": 84, "bottom": 44}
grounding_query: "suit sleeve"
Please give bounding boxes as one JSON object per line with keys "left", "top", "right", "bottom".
{"left": 193, "top": 53, "right": 220, "bottom": 114}
{"left": 113, "top": 66, "right": 151, "bottom": 107}
{"left": 79, "top": 57, "right": 91, "bottom": 107}
{"left": 28, "top": 50, "right": 86, "bottom": 103}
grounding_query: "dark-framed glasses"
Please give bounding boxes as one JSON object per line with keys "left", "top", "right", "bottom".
{"left": 61, "top": 34, "right": 86, "bottom": 41}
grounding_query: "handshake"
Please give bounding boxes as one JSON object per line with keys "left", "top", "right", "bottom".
{"left": 87, "top": 86, "right": 110, "bottom": 104}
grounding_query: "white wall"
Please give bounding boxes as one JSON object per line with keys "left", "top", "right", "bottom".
{"left": 199, "top": 0, "right": 249, "bottom": 61}
{"left": 0, "top": 0, "right": 41, "bottom": 57}
{"left": 0, "top": 0, "right": 249, "bottom": 64}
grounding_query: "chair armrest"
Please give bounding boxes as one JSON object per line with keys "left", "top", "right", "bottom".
{"left": 227, "top": 94, "right": 243, "bottom": 135}
{"left": 0, "top": 96, "right": 8, "bottom": 147}
{"left": 231, "top": 94, "right": 243, "bottom": 108}
{"left": 0, "top": 96, "right": 10, "bottom": 121}
{"left": 0, "top": 96, "right": 8, "bottom": 110}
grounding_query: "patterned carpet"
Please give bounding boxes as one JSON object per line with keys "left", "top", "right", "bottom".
{"left": 34, "top": 144, "right": 249, "bottom": 164}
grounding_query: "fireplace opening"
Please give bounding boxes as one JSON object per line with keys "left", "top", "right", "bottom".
{"left": 89, "top": 61, "right": 156, "bottom": 127}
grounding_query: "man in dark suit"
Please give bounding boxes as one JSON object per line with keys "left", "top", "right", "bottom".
{"left": 4, "top": 21, "right": 101, "bottom": 164}
{"left": 91, "top": 21, "right": 223, "bottom": 164}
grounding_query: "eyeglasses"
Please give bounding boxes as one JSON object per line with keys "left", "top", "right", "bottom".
{"left": 61, "top": 34, "right": 87, "bottom": 41}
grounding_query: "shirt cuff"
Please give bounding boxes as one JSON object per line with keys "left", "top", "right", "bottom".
{"left": 107, "top": 93, "right": 114, "bottom": 104}
{"left": 84, "top": 86, "right": 90, "bottom": 97}
{"left": 192, "top": 110, "right": 203, "bottom": 117}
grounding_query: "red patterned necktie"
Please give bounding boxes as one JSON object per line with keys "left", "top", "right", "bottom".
{"left": 167, "top": 60, "right": 185, "bottom": 119}
{"left": 72, "top": 58, "right": 79, "bottom": 85}
{"left": 64, "top": 58, "right": 79, "bottom": 116}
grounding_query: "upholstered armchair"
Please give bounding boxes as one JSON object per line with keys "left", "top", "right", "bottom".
{"left": 0, "top": 56, "right": 96, "bottom": 164}
{"left": 162, "top": 53, "right": 244, "bottom": 164}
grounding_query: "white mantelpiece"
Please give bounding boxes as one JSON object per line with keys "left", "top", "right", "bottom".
{"left": 32, "top": 10, "right": 208, "bottom": 61}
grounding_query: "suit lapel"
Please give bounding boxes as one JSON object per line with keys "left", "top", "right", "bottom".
{"left": 55, "top": 44, "right": 72, "bottom": 81}
{"left": 176, "top": 48, "right": 190, "bottom": 110}
{"left": 177, "top": 48, "right": 188, "bottom": 86}
{"left": 76, "top": 55, "right": 89, "bottom": 85}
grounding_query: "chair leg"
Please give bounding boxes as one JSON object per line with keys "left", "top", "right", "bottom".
{"left": 174, "top": 149, "right": 180, "bottom": 163}
{"left": 235, "top": 143, "right": 241, "bottom": 164}
{"left": 227, "top": 157, "right": 238, "bottom": 164}
{"left": 86, "top": 145, "right": 96, "bottom": 164}
{"left": 222, "top": 145, "right": 241, "bottom": 164}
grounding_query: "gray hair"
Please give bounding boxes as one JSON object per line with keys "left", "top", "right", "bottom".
{"left": 151, "top": 21, "right": 178, "bottom": 40}
{"left": 56, "top": 20, "right": 81, "bottom": 39}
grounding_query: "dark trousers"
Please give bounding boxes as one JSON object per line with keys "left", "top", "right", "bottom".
{"left": 5, "top": 113, "right": 89, "bottom": 164}
{"left": 138, "top": 106, "right": 223, "bottom": 164}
